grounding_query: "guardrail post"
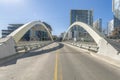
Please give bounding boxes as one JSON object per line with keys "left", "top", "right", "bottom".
{"left": 24, "top": 46, "right": 28, "bottom": 52}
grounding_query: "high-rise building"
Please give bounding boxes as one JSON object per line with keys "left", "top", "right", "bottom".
{"left": 111, "top": 0, "right": 120, "bottom": 38}
{"left": 70, "top": 10, "right": 93, "bottom": 26}
{"left": 114, "top": 16, "right": 120, "bottom": 28}
{"left": 107, "top": 19, "right": 114, "bottom": 36}
{"left": 93, "top": 18, "right": 102, "bottom": 32}
{"left": 70, "top": 9, "right": 93, "bottom": 41}
{"left": 112, "top": 0, "right": 120, "bottom": 19}
{"left": 112, "top": 0, "right": 120, "bottom": 28}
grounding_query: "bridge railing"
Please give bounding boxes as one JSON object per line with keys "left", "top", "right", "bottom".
{"left": 64, "top": 40, "right": 99, "bottom": 52}
{"left": 15, "top": 41, "right": 53, "bottom": 53}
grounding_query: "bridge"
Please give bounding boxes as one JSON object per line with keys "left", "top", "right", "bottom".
{"left": 0, "top": 21, "right": 120, "bottom": 80}
{"left": 63, "top": 21, "right": 120, "bottom": 60}
{"left": 0, "top": 21, "right": 53, "bottom": 59}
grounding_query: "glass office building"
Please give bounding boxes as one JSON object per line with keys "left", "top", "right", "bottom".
{"left": 112, "top": 0, "right": 120, "bottom": 28}
{"left": 70, "top": 10, "right": 93, "bottom": 41}
{"left": 70, "top": 10, "right": 93, "bottom": 26}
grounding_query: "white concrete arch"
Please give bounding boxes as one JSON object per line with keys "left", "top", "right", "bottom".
{"left": 63, "top": 21, "right": 119, "bottom": 57}
{"left": 63, "top": 21, "right": 106, "bottom": 45}
{"left": 7, "top": 21, "right": 53, "bottom": 43}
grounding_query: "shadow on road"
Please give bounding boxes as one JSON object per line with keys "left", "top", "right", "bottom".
{"left": 0, "top": 43, "right": 64, "bottom": 67}
{"left": 21, "top": 43, "right": 64, "bottom": 58}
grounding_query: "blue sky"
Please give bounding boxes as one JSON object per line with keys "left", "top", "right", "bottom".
{"left": 0, "top": 0, "right": 113, "bottom": 37}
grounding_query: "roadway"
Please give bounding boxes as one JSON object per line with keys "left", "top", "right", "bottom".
{"left": 0, "top": 42, "right": 120, "bottom": 80}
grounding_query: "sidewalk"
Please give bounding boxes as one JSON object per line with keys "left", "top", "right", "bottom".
{"left": 63, "top": 42, "right": 120, "bottom": 68}
{"left": 0, "top": 42, "right": 54, "bottom": 66}
{"left": 90, "top": 52, "right": 120, "bottom": 68}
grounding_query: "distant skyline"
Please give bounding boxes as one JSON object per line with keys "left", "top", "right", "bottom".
{"left": 0, "top": 0, "right": 113, "bottom": 37}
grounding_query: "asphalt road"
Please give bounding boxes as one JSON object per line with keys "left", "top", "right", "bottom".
{"left": 0, "top": 42, "right": 120, "bottom": 80}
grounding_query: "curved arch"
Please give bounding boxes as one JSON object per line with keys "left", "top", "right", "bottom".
{"left": 63, "top": 21, "right": 106, "bottom": 45}
{"left": 7, "top": 21, "right": 53, "bottom": 43}
{"left": 63, "top": 21, "right": 120, "bottom": 59}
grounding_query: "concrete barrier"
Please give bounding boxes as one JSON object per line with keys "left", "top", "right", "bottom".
{"left": 65, "top": 41, "right": 98, "bottom": 52}
{"left": 0, "top": 37, "right": 16, "bottom": 59}
{"left": 15, "top": 41, "right": 53, "bottom": 53}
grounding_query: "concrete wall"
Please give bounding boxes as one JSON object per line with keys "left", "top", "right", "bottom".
{"left": 0, "top": 37, "right": 16, "bottom": 59}
{"left": 98, "top": 38, "right": 120, "bottom": 60}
